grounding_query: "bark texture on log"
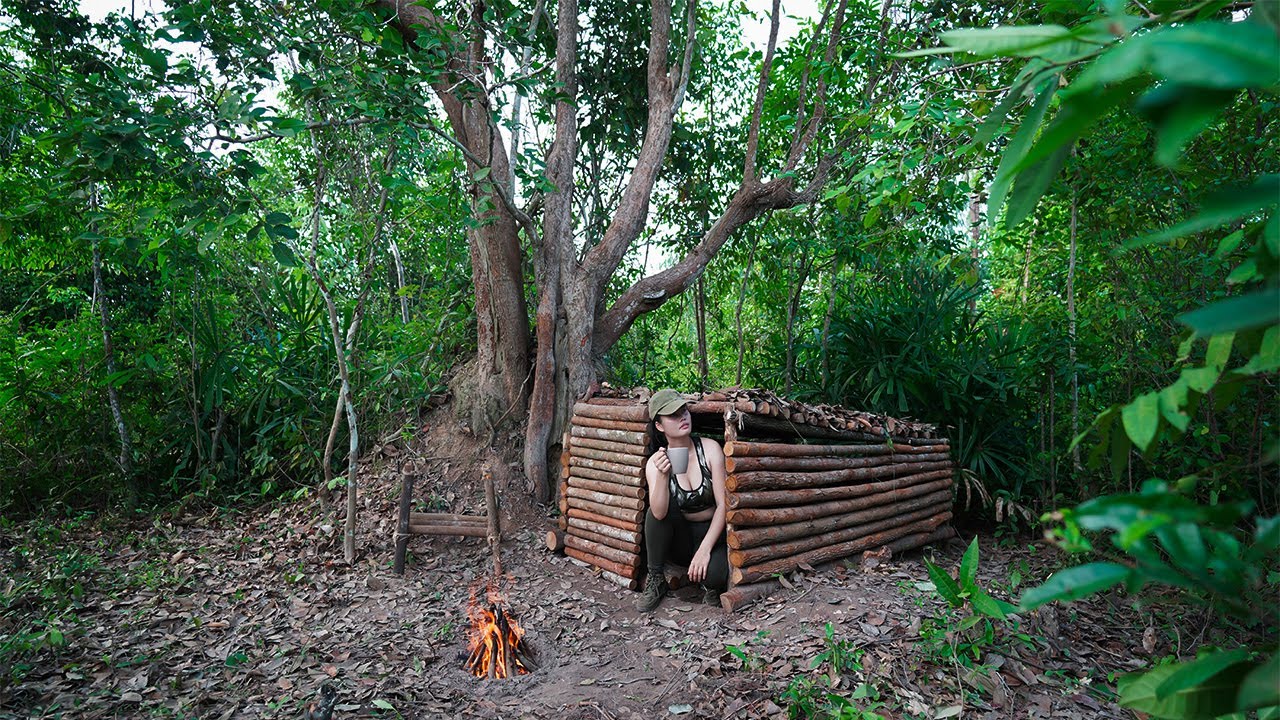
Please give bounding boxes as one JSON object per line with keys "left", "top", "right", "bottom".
{"left": 573, "top": 401, "right": 649, "bottom": 422}
{"left": 729, "top": 505, "right": 951, "bottom": 567}
{"left": 727, "top": 462, "right": 952, "bottom": 492}
{"left": 568, "top": 465, "right": 647, "bottom": 487}
{"left": 568, "top": 455, "right": 646, "bottom": 479}
{"left": 726, "top": 452, "right": 949, "bottom": 474}
{"left": 569, "top": 435, "right": 648, "bottom": 456}
{"left": 565, "top": 546, "right": 638, "bottom": 578}
{"left": 567, "top": 516, "right": 642, "bottom": 544}
{"left": 567, "top": 506, "right": 643, "bottom": 532}
{"left": 571, "top": 425, "right": 648, "bottom": 446}
{"left": 731, "top": 515, "right": 946, "bottom": 584}
{"left": 409, "top": 524, "right": 490, "bottom": 537}
{"left": 567, "top": 475, "right": 647, "bottom": 499}
{"left": 571, "top": 415, "right": 650, "bottom": 432}
{"left": 566, "top": 486, "right": 645, "bottom": 510}
{"left": 725, "top": 440, "right": 949, "bottom": 457}
{"left": 727, "top": 474, "right": 953, "bottom": 525}
{"left": 727, "top": 489, "right": 953, "bottom": 550}
{"left": 546, "top": 529, "right": 566, "bottom": 553}
{"left": 570, "top": 446, "right": 646, "bottom": 466}
{"left": 565, "top": 529, "right": 641, "bottom": 559}
{"left": 728, "top": 466, "right": 953, "bottom": 507}
{"left": 408, "top": 512, "right": 488, "bottom": 526}
{"left": 566, "top": 499, "right": 644, "bottom": 524}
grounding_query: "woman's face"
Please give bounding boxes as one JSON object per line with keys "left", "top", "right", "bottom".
{"left": 656, "top": 405, "right": 691, "bottom": 440}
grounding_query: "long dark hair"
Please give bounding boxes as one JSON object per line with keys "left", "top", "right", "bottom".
{"left": 644, "top": 418, "right": 665, "bottom": 458}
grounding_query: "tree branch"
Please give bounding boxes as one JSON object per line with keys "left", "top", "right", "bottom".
{"left": 742, "top": 0, "right": 781, "bottom": 184}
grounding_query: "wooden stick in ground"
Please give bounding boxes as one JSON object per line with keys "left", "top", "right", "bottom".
{"left": 566, "top": 498, "right": 644, "bottom": 525}
{"left": 729, "top": 504, "right": 952, "bottom": 567}
{"left": 727, "top": 473, "right": 953, "bottom": 525}
{"left": 727, "top": 488, "right": 953, "bottom": 550}
{"left": 394, "top": 468, "right": 412, "bottom": 575}
{"left": 565, "top": 546, "right": 638, "bottom": 579}
{"left": 727, "top": 461, "right": 953, "bottom": 493}
{"left": 484, "top": 469, "right": 501, "bottom": 577}
{"left": 726, "top": 453, "right": 950, "bottom": 474}
{"left": 725, "top": 440, "right": 949, "bottom": 457}
{"left": 568, "top": 506, "right": 644, "bottom": 532}
{"left": 728, "top": 465, "right": 954, "bottom": 508}
{"left": 731, "top": 516, "right": 945, "bottom": 585}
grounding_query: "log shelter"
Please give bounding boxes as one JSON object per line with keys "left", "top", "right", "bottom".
{"left": 553, "top": 388, "right": 956, "bottom": 611}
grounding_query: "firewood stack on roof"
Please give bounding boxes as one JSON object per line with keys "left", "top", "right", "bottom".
{"left": 551, "top": 386, "right": 956, "bottom": 610}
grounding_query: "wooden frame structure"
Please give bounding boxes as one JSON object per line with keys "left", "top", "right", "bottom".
{"left": 394, "top": 466, "right": 502, "bottom": 575}
{"left": 553, "top": 389, "right": 956, "bottom": 610}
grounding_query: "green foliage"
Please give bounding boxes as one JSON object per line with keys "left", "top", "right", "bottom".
{"left": 780, "top": 624, "right": 887, "bottom": 720}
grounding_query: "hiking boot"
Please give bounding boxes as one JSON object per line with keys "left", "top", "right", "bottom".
{"left": 636, "top": 577, "right": 667, "bottom": 612}
{"left": 702, "top": 586, "right": 722, "bottom": 608}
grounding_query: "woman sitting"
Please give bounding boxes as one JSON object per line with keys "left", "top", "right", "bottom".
{"left": 636, "top": 389, "right": 729, "bottom": 612}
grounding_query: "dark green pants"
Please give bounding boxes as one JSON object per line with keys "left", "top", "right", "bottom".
{"left": 644, "top": 508, "right": 728, "bottom": 591}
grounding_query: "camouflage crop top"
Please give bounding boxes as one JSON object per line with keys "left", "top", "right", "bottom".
{"left": 668, "top": 438, "right": 715, "bottom": 514}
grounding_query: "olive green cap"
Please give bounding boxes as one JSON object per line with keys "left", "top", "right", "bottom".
{"left": 647, "top": 389, "right": 687, "bottom": 420}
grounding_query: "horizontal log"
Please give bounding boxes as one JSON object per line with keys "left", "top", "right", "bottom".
{"left": 601, "top": 569, "right": 639, "bottom": 591}
{"left": 566, "top": 532, "right": 641, "bottom": 565}
{"left": 567, "top": 486, "right": 645, "bottom": 511}
{"left": 408, "top": 512, "right": 487, "bottom": 525}
{"left": 569, "top": 455, "right": 645, "bottom": 479}
{"left": 572, "top": 414, "right": 650, "bottom": 433}
{"left": 573, "top": 401, "right": 649, "bottom": 423}
{"left": 569, "top": 465, "right": 647, "bottom": 488}
{"left": 719, "top": 524, "right": 955, "bottom": 612}
{"left": 729, "top": 503, "right": 952, "bottom": 567}
{"left": 571, "top": 424, "right": 647, "bottom": 446}
{"left": 583, "top": 397, "right": 644, "bottom": 406}
{"left": 725, "top": 440, "right": 949, "bottom": 458}
{"left": 567, "top": 475, "right": 646, "bottom": 499}
{"left": 546, "top": 529, "right": 565, "bottom": 553}
{"left": 570, "top": 446, "right": 646, "bottom": 467}
{"left": 568, "top": 523, "right": 642, "bottom": 554}
{"left": 566, "top": 498, "right": 644, "bottom": 526}
{"left": 726, "top": 452, "right": 950, "bottom": 475}
{"left": 727, "top": 460, "right": 953, "bottom": 493}
{"left": 727, "top": 489, "right": 953, "bottom": 550}
{"left": 728, "top": 465, "right": 954, "bottom": 507}
{"left": 565, "top": 546, "right": 638, "bottom": 579}
{"left": 731, "top": 516, "right": 945, "bottom": 585}
{"left": 727, "top": 474, "right": 953, "bottom": 526}
{"left": 567, "top": 506, "right": 642, "bottom": 533}
{"left": 409, "top": 524, "right": 489, "bottom": 538}
{"left": 567, "top": 515, "right": 642, "bottom": 545}
{"left": 569, "top": 435, "right": 648, "bottom": 456}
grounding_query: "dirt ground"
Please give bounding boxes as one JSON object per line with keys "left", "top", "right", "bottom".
{"left": 0, "top": 421, "right": 1178, "bottom": 719}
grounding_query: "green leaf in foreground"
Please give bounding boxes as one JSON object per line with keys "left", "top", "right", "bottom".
{"left": 1179, "top": 288, "right": 1280, "bottom": 336}
{"left": 1119, "top": 656, "right": 1252, "bottom": 719}
{"left": 1020, "top": 562, "right": 1131, "bottom": 610}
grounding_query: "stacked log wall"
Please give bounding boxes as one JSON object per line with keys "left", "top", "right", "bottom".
{"left": 561, "top": 399, "right": 651, "bottom": 590}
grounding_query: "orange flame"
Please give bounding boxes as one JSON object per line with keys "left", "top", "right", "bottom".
{"left": 466, "top": 591, "right": 530, "bottom": 679}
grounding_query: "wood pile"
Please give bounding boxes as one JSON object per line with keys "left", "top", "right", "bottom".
{"left": 550, "top": 387, "right": 956, "bottom": 610}
{"left": 552, "top": 398, "right": 649, "bottom": 590}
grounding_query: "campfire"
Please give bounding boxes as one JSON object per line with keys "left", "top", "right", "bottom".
{"left": 465, "top": 590, "right": 535, "bottom": 679}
